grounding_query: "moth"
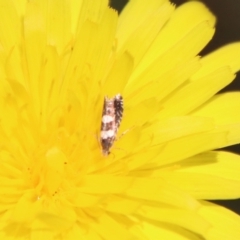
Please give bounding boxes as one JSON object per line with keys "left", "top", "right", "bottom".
{"left": 100, "top": 94, "right": 123, "bottom": 156}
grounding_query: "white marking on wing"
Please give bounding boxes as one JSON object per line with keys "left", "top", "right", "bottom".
{"left": 101, "top": 130, "right": 115, "bottom": 139}
{"left": 102, "top": 115, "right": 114, "bottom": 123}
{"left": 106, "top": 130, "right": 115, "bottom": 137}
{"left": 101, "top": 131, "right": 109, "bottom": 139}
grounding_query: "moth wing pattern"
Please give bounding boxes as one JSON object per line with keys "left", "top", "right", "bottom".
{"left": 100, "top": 94, "right": 124, "bottom": 156}
{"left": 113, "top": 94, "right": 123, "bottom": 128}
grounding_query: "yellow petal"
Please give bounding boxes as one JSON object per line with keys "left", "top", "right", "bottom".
{"left": 117, "top": 0, "right": 168, "bottom": 48}
{"left": 79, "top": 175, "right": 134, "bottom": 194}
{"left": 191, "top": 92, "right": 240, "bottom": 146}
{"left": 75, "top": 0, "right": 108, "bottom": 31}
{"left": 64, "top": 8, "right": 118, "bottom": 102}
{"left": 129, "top": 1, "right": 215, "bottom": 82}
{"left": 36, "top": 210, "right": 76, "bottom": 232}
{"left": 46, "top": 0, "right": 71, "bottom": 54}
{"left": 125, "top": 57, "right": 201, "bottom": 106}
{"left": 158, "top": 171, "right": 240, "bottom": 200}
{"left": 114, "top": 126, "right": 141, "bottom": 158}
{"left": 6, "top": 47, "right": 26, "bottom": 89}
{"left": 0, "top": 0, "right": 21, "bottom": 52}
{"left": 0, "top": 80, "right": 19, "bottom": 136}
{"left": 102, "top": 52, "right": 133, "bottom": 96}
{"left": 126, "top": 20, "right": 214, "bottom": 92}
{"left": 191, "top": 92, "right": 240, "bottom": 124}
{"left": 144, "top": 116, "right": 215, "bottom": 146}
{"left": 31, "top": 219, "right": 56, "bottom": 240}
{"left": 44, "top": 147, "right": 67, "bottom": 194}
{"left": 127, "top": 146, "right": 162, "bottom": 171}
{"left": 140, "top": 221, "right": 204, "bottom": 240}
{"left": 66, "top": 224, "right": 102, "bottom": 240}
{"left": 159, "top": 66, "right": 234, "bottom": 118}
{"left": 121, "top": 98, "right": 158, "bottom": 129}
{"left": 192, "top": 42, "right": 240, "bottom": 79}
{"left": 179, "top": 151, "right": 240, "bottom": 182}
{"left": 90, "top": 213, "right": 134, "bottom": 240}
{"left": 199, "top": 201, "right": 240, "bottom": 240}
{"left": 24, "top": 1, "right": 46, "bottom": 115}
{"left": 117, "top": 1, "right": 174, "bottom": 67}
{"left": 137, "top": 130, "right": 227, "bottom": 166}
{"left": 39, "top": 46, "right": 61, "bottom": 134}
{"left": 11, "top": 191, "right": 41, "bottom": 223}
{"left": 125, "top": 178, "right": 200, "bottom": 210}
{"left": 103, "top": 195, "right": 141, "bottom": 215}
{"left": 136, "top": 205, "right": 210, "bottom": 236}
{"left": 12, "top": 0, "right": 27, "bottom": 16}
{"left": 148, "top": 151, "right": 240, "bottom": 199}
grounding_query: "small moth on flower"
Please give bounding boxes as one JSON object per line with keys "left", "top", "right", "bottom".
{"left": 100, "top": 94, "right": 123, "bottom": 156}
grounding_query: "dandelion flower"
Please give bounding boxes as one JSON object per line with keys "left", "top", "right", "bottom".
{"left": 1, "top": 0, "right": 240, "bottom": 239}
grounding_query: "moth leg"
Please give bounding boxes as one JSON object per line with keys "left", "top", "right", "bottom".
{"left": 115, "top": 125, "right": 136, "bottom": 141}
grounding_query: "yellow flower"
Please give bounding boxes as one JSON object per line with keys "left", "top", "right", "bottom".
{"left": 0, "top": 0, "right": 240, "bottom": 239}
